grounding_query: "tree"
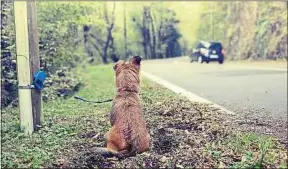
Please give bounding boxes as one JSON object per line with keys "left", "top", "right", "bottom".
{"left": 102, "top": 1, "right": 116, "bottom": 64}
{"left": 123, "top": 2, "right": 128, "bottom": 59}
{"left": 130, "top": 2, "right": 182, "bottom": 59}
{"left": 194, "top": 1, "right": 287, "bottom": 60}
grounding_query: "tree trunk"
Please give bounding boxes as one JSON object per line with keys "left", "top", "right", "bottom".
{"left": 144, "top": 7, "right": 152, "bottom": 60}
{"left": 148, "top": 8, "right": 156, "bottom": 59}
{"left": 157, "top": 2, "right": 164, "bottom": 59}
{"left": 83, "top": 25, "right": 92, "bottom": 57}
{"left": 142, "top": 8, "right": 148, "bottom": 59}
{"left": 102, "top": 2, "right": 116, "bottom": 64}
{"left": 123, "top": 2, "right": 128, "bottom": 59}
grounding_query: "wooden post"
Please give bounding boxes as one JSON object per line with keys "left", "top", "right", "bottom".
{"left": 14, "top": 1, "right": 34, "bottom": 135}
{"left": 0, "top": 8, "right": 2, "bottom": 109}
{"left": 14, "top": 0, "right": 42, "bottom": 134}
{"left": 27, "top": 0, "right": 42, "bottom": 130}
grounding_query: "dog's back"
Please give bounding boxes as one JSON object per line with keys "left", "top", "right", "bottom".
{"left": 100, "top": 56, "right": 150, "bottom": 158}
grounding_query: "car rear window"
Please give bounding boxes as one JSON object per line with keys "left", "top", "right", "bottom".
{"left": 210, "top": 43, "right": 222, "bottom": 52}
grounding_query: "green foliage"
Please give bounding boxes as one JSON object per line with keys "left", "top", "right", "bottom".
{"left": 194, "top": 1, "right": 287, "bottom": 60}
{"left": 1, "top": 1, "right": 103, "bottom": 107}
{"left": 204, "top": 132, "right": 286, "bottom": 168}
{"left": 1, "top": 0, "right": 18, "bottom": 107}
{"left": 42, "top": 68, "right": 84, "bottom": 102}
{"left": 37, "top": 1, "right": 102, "bottom": 73}
{"left": 227, "top": 133, "right": 282, "bottom": 168}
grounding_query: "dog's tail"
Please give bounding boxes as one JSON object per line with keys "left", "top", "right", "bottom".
{"left": 90, "top": 147, "right": 118, "bottom": 158}
{"left": 90, "top": 147, "right": 130, "bottom": 159}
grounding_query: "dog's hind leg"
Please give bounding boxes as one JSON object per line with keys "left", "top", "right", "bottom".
{"left": 105, "top": 126, "right": 128, "bottom": 152}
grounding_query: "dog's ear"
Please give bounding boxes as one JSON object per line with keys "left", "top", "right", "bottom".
{"left": 113, "top": 60, "right": 124, "bottom": 71}
{"left": 113, "top": 63, "right": 117, "bottom": 71}
{"left": 129, "top": 56, "right": 142, "bottom": 65}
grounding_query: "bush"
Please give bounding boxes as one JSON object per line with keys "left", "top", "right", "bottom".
{"left": 1, "top": 1, "right": 91, "bottom": 107}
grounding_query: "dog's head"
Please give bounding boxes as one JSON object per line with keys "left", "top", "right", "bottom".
{"left": 113, "top": 56, "right": 142, "bottom": 92}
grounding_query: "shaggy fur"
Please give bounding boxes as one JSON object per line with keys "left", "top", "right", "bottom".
{"left": 93, "top": 56, "right": 150, "bottom": 158}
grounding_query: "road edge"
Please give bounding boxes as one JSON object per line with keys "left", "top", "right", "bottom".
{"left": 142, "top": 71, "right": 236, "bottom": 115}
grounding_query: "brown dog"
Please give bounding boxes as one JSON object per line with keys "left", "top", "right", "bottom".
{"left": 93, "top": 56, "right": 150, "bottom": 158}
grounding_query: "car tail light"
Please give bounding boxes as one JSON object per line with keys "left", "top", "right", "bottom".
{"left": 221, "top": 49, "right": 225, "bottom": 55}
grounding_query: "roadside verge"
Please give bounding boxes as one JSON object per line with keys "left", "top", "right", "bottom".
{"left": 1, "top": 65, "right": 286, "bottom": 168}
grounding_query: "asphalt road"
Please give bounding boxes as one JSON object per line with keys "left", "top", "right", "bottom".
{"left": 142, "top": 57, "right": 287, "bottom": 123}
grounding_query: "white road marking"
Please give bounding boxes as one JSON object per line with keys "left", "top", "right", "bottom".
{"left": 142, "top": 71, "right": 236, "bottom": 115}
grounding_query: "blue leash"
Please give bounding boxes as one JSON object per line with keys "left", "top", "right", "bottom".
{"left": 74, "top": 96, "right": 113, "bottom": 103}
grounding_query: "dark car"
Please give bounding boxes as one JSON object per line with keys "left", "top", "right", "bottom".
{"left": 190, "top": 41, "right": 225, "bottom": 64}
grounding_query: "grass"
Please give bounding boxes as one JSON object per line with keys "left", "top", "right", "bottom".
{"left": 1, "top": 64, "right": 287, "bottom": 168}
{"left": 1, "top": 65, "right": 115, "bottom": 168}
{"left": 204, "top": 132, "right": 287, "bottom": 168}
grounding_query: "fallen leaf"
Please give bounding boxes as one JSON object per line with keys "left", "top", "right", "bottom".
{"left": 176, "top": 164, "right": 184, "bottom": 168}
{"left": 160, "top": 156, "right": 168, "bottom": 163}
{"left": 184, "top": 130, "right": 191, "bottom": 135}
{"left": 92, "top": 133, "right": 100, "bottom": 140}
{"left": 218, "top": 161, "right": 226, "bottom": 168}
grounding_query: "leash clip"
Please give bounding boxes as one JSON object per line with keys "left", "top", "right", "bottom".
{"left": 18, "top": 84, "right": 35, "bottom": 89}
